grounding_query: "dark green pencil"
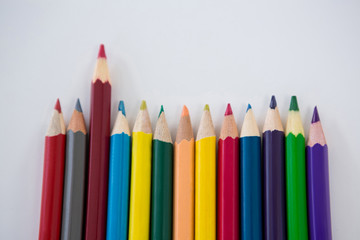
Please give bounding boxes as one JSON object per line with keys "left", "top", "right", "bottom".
{"left": 151, "top": 105, "right": 174, "bottom": 240}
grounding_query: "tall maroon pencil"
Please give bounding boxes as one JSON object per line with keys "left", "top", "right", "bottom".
{"left": 306, "top": 107, "right": 332, "bottom": 240}
{"left": 217, "top": 104, "right": 239, "bottom": 240}
{"left": 85, "top": 44, "right": 111, "bottom": 240}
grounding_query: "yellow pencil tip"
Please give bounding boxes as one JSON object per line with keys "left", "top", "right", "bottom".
{"left": 204, "top": 104, "right": 210, "bottom": 111}
{"left": 140, "top": 100, "right": 147, "bottom": 110}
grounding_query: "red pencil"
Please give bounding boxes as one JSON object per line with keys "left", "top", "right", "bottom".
{"left": 217, "top": 103, "right": 240, "bottom": 240}
{"left": 39, "top": 99, "right": 66, "bottom": 240}
{"left": 85, "top": 44, "right": 112, "bottom": 240}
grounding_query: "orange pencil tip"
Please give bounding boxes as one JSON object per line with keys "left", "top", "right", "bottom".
{"left": 98, "top": 44, "right": 106, "bottom": 59}
{"left": 181, "top": 105, "right": 189, "bottom": 116}
{"left": 54, "top": 98, "right": 61, "bottom": 113}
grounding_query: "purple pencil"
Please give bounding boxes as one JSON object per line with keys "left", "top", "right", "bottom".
{"left": 306, "top": 106, "right": 332, "bottom": 240}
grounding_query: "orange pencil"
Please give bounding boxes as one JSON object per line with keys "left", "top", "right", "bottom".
{"left": 173, "top": 106, "right": 195, "bottom": 240}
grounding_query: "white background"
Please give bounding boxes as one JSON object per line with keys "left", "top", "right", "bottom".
{"left": 0, "top": 1, "right": 359, "bottom": 239}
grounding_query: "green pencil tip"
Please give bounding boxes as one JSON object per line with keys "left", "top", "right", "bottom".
{"left": 158, "top": 105, "right": 164, "bottom": 118}
{"left": 140, "top": 100, "right": 147, "bottom": 110}
{"left": 289, "top": 96, "right": 299, "bottom": 111}
{"left": 204, "top": 104, "right": 210, "bottom": 111}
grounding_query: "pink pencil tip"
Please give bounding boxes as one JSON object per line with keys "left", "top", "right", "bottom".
{"left": 225, "top": 103, "right": 233, "bottom": 116}
{"left": 97, "top": 44, "right": 106, "bottom": 59}
{"left": 54, "top": 98, "right": 61, "bottom": 113}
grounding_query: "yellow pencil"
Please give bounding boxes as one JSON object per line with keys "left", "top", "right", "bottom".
{"left": 195, "top": 104, "right": 216, "bottom": 240}
{"left": 128, "top": 100, "right": 152, "bottom": 240}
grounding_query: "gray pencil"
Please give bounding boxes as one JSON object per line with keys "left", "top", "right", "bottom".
{"left": 61, "top": 99, "right": 87, "bottom": 240}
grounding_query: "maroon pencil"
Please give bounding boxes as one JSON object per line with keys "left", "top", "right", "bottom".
{"left": 85, "top": 44, "right": 112, "bottom": 240}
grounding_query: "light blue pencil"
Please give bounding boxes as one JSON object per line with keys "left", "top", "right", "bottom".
{"left": 106, "top": 101, "right": 131, "bottom": 240}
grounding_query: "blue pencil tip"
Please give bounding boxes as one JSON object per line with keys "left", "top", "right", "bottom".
{"left": 311, "top": 106, "right": 320, "bottom": 123}
{"left": 75, "top": 98, "right": 82, "bottom": 112}
{"left": 246, "top": 104, "right": 252, "bottom": 112}
{"left": 118, "top": 100, "right": 126, "bottom": 116}
{"left": 270, "top": 95, "right": 277, "bottom": 109}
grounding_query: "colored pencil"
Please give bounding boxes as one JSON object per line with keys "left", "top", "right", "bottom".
{"left": 39, "top": 99, "right": 66, "bottom": 240}
{"left": 285, "top": 96, "right": 308, "bottom": 240}
{"left": 128, "top": 101, "right": 152, "bottom": 240}
{"left": 106, "top": 101, "right": 131, "bottom": 240}
{"left": 217, "top": 103, "right": 239, "bottom": 240}
{"left": 85, "top": 44, "right": 112, "bottom": 240}
{"left": 61, "top": 99, "right": 87, "bottom": 240}
{"left": 173, "top": 105, "right": 195, "bottom": 240}
{"left": 263, "top": 96, "right": 286, "bottom": 240}
{"left": 240, "top": 104, "right": 262, "bottom": 240}
{"left": 307, "top": 107, "right": 332, "bottom": 240}
{"left": 195, "top": 104, "right": 216, "bottom": 240}
{"left": 151, "top": 105, "right": 174, "bottom": 239}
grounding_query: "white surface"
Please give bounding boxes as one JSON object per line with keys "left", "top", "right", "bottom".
{"left": 0, "top": 1, "right": 359, "bottom": 239}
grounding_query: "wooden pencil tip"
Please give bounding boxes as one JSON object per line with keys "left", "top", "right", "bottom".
{"left": 181, "top": 105, "right": 189, "bottom": 117}
{"left": 140, "top": 100, "right": 147, "bottom": 110}
{"left": 98, "top": 44, "right": 106, "bottom": 59}
{"left": 54, "top": 98, "right": 61, "bottom": 113}
{"left": 118, "top": 100, "right": 126, "bottom": 116}
{"left": 311, "top": 106, "right": 320, "bottom": 123}
{"left": 289, "top": 96, "right": 299, "bottom": 111}
{"left": 225, "top": 103, "right": 233, "bottom": 116}
{"left": 158, "top": 105, "right": 164, "bottom": 118}
{"left": 75, "top": 98, "right": 82, "bottom": 112}
{"left": 246, "top": 103, "right": 252, "bottom": 112}
{"left": 204, "top": 104, "right": 210, "bottom": 111}
{"left": 270, "top": 95, "right": 277, "bottom": 109}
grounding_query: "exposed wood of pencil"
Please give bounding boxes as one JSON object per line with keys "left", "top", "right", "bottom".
{"left": 154, "top": 108, "right": 172, "bottom": 143}
{"left": 133, "top": 101, "right": 152, "bottom": 134}
{"left": 67, "top": 99, "right": 86, "bottom": 134}
{"left": 111, "top": 108, "right": 130, "bottom": 136}
{"left": 263, "top": 107, "right": 284, "bottom": 133}
{"left": 240, "top": 105, "right": 260, "bottom": 137}
{"left": 196, "top": 105, "right": 215, "bottom": 141}
{"left": 307, "top": 108, "right": 326, "bottom": 147}
{"left": 219, "top": 104, "right": 238, "bottom": 140}
{"left": 92, "top": 44, "right": 111, "bottom": 84}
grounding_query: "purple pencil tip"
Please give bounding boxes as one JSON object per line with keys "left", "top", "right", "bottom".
{"left": 311, "top": 106, "right": 320, "bottom": 123}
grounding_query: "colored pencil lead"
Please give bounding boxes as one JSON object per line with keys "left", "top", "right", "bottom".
{"left": 311, "top": 106, "right": 320, "bottom": 123}
{"left": 158, "top": 105, "right": 164, "bottom": 118}
{"left": 55, "top": 98, "right": 61, "bottom": 113}
{"left": 140, "top": 100, "right": 147, "bottom": 110}
{"left": 270, "top": 95, "right": 277, "bottom": 109}
{"left": 204, "top": 104, "right": 210, "bottom": 111}
{"left": 119, "top": 100, "right": 126, "bottom": 116}
{"left": 225, "top": 103, "right": 233, "bottom": 116}
{"left": 75, "top": 98, "right": 82, "bottom": 112}
{"left": 98, "top": 44, "right": 106, "bottom": 59}
{"left": 246, "top": 104, "right": 252, "bottom": 112}
{"left": 181, "top": 105, "right": 189, "bottom": 116}
{"left": 289, "top": 96, "right": 299, "bottom": 111}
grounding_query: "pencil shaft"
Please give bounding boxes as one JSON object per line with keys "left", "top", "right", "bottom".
{"left": 263, "top": 130, "right": 286, "bottom": 240}
{"left": 106, "top": 133, "right": 131, "bottom": 240}
{"left": 61, "top": 131, "right": 87, "bottom": 240}
{"left": 286, "top": 133, "right": 308, "bottom": 240}
{"left": 240, "top": 136, "right": 262, "bottom": 240}
{"left": 39, "top": 134, "right": 66, "bottom": 240}
{"left": 195, "top": 136, "right": 216, "bottom": 240}
{"left": 173, "top": 139, "right": 194, "bottom": 240}
{"left": 128, "top": 132, "right": 152, "bottom": 240}
{"left": 217, "top": 137, "right": 239, "bottom": 240}
{"left": 151, "top": 140, "right": 173, "bottom": 239}
{"left": 85, "top": 80, "right": 111, "bottom": 240}
{"left": 307, "top": 144, "right": 332, "bottom": 240}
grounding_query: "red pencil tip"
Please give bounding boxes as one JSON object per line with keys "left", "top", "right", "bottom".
{"left": 98, "top": 44, "right": 106, "bottom": 59}
{"left": 54, "top": 98, "right": 61, "bottom": 113}
{"left": 225, "top": 103, "right": 233, "bottom": 116}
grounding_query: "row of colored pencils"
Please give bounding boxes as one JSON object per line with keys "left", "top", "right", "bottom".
{"left": 39, "top": 45, "right": 332, "bottom": 240}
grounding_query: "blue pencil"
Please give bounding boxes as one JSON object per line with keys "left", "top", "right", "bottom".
{"left": 240, "top": 104, "right": 262, "bottom": 240}
{"left": 106, "top": 101, "right": 131, "bottom": 240}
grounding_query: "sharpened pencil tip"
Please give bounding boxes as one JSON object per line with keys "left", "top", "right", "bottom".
{"left": 225, "top": 103, "right": 233, "bottom": 116}
{"left": 311, "top": 106, "right": 320, "bottom": 123}
{"left": 158, "top": 105, "right": 164, "bottom": 118}
{"left": 118, "top": 100, "right": 126, "bottom": 116}
{"left": 181, "top": 105, "right": 189, "bottom": 117}
{"left": 204, "top": 104, "right": 210, "bottom": 111}
{"left": 246, "top": 104, "right": 252, "bottom": 112}
{"left": 54, "top": 98, "right": 61, "bottom": 113}
{"left": 289, "top": 96, "right": 299, "bottom": 111}
{"left": 140, "top": 100, "right": 147, "bottom": 110}
{"left": 75, "top": 98, "right": 82, "bottom": 112}
{"left": 270, "top": 95, "right": 277, "bottom": 109}
{"left": 98, "top": 44, "right": 106, "bottom": 59}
